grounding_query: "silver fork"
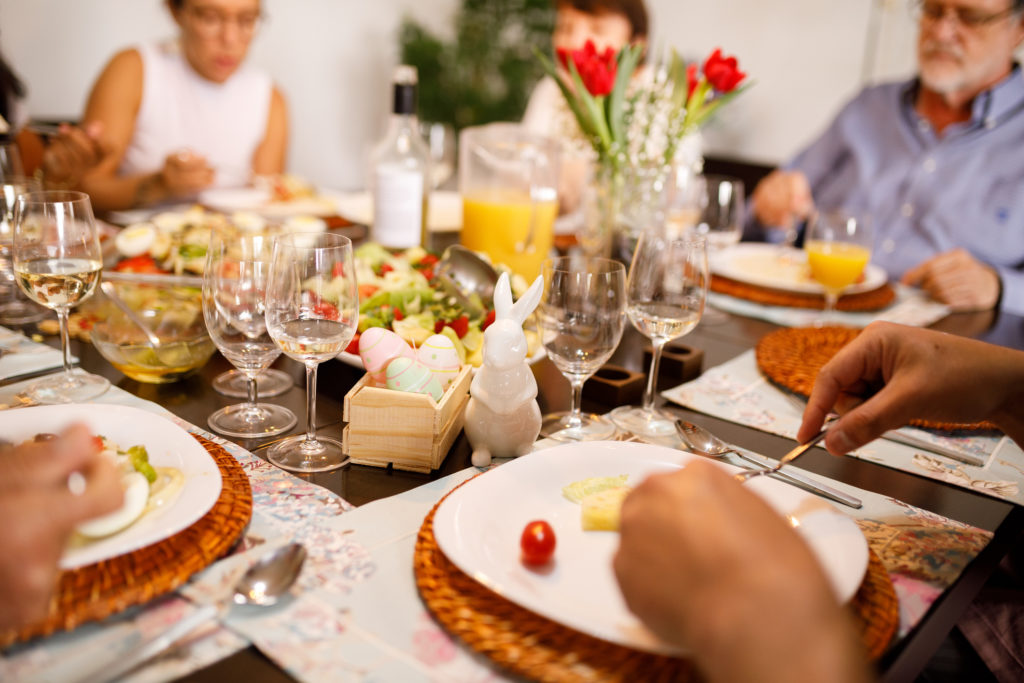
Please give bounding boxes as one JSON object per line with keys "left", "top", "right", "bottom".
{"left": 734, "top": 419, "right": 834, "bottom": 483}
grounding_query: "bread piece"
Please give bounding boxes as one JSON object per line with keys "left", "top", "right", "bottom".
{"left": 581, "top": 487, "right": 631, "bottom": 531}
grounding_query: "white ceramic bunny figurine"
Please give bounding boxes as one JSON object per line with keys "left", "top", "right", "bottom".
{"left": 465, "top": 272, "right": 544, "bottom": 467}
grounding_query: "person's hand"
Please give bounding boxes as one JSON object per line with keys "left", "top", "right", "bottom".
{"left": 41, "top": 122, "right": 106, "bottom": 189}
{"left": 0, "top": 425, "right": 123, "bottom": 630}
{"left": 901, "top": 248, "right": 1001, "bottom": 312}
{"left": 751, "top": 169, "right": 813, "bottom": 233}
{"left": 798, "top": 322, "right": 1024, "bottom": 454}
{"left": 159, "top": 149, "right": 215, "bottom": 199}
{"left": 613, "top": 461, "right": 870, "bottom": 683}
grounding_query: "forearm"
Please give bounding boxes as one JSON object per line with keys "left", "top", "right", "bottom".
{"left": 78, "top": 172, "right": 168, "bottom": 212}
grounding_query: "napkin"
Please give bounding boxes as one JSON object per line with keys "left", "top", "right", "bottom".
{"left": 0, "top": 326, "right": 70, "bottom": 383}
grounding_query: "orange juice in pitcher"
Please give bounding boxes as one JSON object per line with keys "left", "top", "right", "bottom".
{"left": 461, "top": 189, "right": 558, "bottom": 281}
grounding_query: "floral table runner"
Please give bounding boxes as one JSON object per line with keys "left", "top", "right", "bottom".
{"left": 662, "top": 350, "right": 1024, "bottom": 505}
{"left": 708, "top": 283, "right": 950, "bottom": 328}
{"left": 0, "top": 373, "right": 999, "bottom": 682}
{"left": 0, "top": 325, "right": 69, "bottom": 384}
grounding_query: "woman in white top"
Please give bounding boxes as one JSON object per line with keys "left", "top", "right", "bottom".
{"left": 80, "top": 0, "right": 287, "bottom": 211}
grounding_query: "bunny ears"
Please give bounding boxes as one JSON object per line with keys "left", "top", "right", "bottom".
{"left": 493, "top": 272, "right": 543, "bottom": 325}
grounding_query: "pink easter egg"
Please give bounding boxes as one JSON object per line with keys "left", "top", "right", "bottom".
{"left": 417, "top": 334, "right": 462, "bottom": 390}
{"left": 385, "top": 357, "right": 444, "bottom": 402}
{"left": 358, "top": 327, "right": 415, "bottom": 385}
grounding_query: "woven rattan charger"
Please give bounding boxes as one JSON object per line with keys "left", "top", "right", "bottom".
{"left": 1, "top": 434, "right": 252, "bottom": 647}
{"left": 755, "top": 326, "right": 997, "bottom": 432}
{"left": 415, "top": 477, "right": 897, "bottom": 682}
{"left": 711, "top": 275, "right": 896, "bottom": 312}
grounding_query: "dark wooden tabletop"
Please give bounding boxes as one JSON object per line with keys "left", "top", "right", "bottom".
{"left": 31, "top": 300, "right": 1024, "bottom": 682}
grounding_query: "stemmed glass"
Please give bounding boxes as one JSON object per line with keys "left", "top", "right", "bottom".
{"left": 265, "top": 232, "right": 358, "bottom": 472}
{"left": 690, "top": 174, "right": 744, "bottom": 324}
{"left": 212, "top": 364, "right": 293, "bottom": 398}
{"left": 609, "top": 234, "right": 708, "bottom": 437}
{"left": 804, "top": 209, "right": 872, "bottom": 326}
{"left": 0, "top": 176, "right": 48, "bottom": 324}
{"left": 12, "top": 191, "right": 110, "bottom": 403}
{"left": 203, "top": 233, "right": 298, "bottom": 438}
{"left": 538, "top": 256, "right": 626, "bottom": 441}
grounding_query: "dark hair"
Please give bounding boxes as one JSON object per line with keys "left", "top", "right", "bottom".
{"left": 0, "top": 49, "right": 26, "bottom": 128}
{"left": 556, "top": 0, "right": 649, "bottom": 40}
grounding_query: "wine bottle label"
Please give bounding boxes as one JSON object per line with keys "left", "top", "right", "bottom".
{"left": 373, "top": 164, "right": 424, "bottom": 248}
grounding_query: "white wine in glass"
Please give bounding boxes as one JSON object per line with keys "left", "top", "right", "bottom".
{"left": 13, "top": 191, "right": 110, "bottom": 403}
{"left": 610, "top": 233, "right": 708, "bottom": 437}
{"left": 538, "top": 256, "right": 626, "bottom": 441}
{"left": 265, "top": 232, "right": 358, "bottom": 472}
{"left": 804, "top": 209, "right": 872, "bottom": 326}
{"left": 203, "top": 233, "right": 297, "bottom": 438}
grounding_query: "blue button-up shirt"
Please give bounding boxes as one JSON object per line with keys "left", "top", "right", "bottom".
{"left": 757, "top": 68, "right": 1024, "bottom": 315}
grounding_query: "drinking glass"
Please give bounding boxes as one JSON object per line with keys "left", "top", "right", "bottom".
{"left": 0, "top": 176, "right": 48, "bottom": 324}
{"left": 12, "top": 191, "right": 110, "bottom": 403}
{"left": 538, "top": 256, "right": 626, "bottom": 441}
{"left": 421, "top": 121, "right": 456, "bottom": 189}
{"left": 0, "top": 141, "right": 24, "bottom": 179}
{"left": 203, "top": 233, "right": 298, "bottom": 438}
{"left": 804, "top": 209, "right": 873, "bottom": 325}
{"left": 212, "top": 368, "right": 293, "bottom": 398}
{"left": 609, "top": 234, "right": 708, "bottom": 437}
{"left": 689, "top": 174, "right": 744, "bottom": 325}
{"left": 265, "top": 232, "right": 358, "bottom": 472}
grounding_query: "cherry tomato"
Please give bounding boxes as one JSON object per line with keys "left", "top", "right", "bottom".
{"left": 481, "top": 309, "right": 496, "bottom": 331}
{"left": 331, "top": 262, "right": 346, "bottom": 278}
{"left": 344, "top": 333, "right": 360, "bottom": 355}
{"left": 520, "top": 520, "right": 556, "bottom": 566}
{"left": 113, "top": 254, "right": 165, "bottom": 274}
{"left": 91, "top": 435, "right": 104, "bottom": 451}
{"left": 312, "top": 301, "right": 339, "bottom": 319}
{"left": 448, "top": 315, "right": 470, "bottom": 338}
{"left": 418, "top": 253, "right": 440, "bottom": 267}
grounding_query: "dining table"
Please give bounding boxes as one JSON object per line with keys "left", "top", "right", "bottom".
{"left": 4, "top": 253, "right": 1024, "bottom": 682}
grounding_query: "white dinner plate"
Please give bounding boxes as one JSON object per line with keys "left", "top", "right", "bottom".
{"left": 332, "top": 190, "right": 462, "bottom": 232}
{"left": 198, "top": 187, "right": 344, "bottom": 218}
{"left": 433, "top": 441, "right": 868, "bottom": 655}
{"left": 0, "top": 404, "right": 222, "bottom": 570}
{"left": 710, "top": 243, "right": 887, "bottom": 295}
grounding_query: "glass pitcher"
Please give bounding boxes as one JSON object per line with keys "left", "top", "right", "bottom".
{"left": 458, "top": 123, "right": 559, "bottom": 282}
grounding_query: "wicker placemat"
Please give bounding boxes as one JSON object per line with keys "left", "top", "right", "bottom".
{"left": 414, "top": 480, "right": 897, "bottom": 681}
{"left": 711, "top": 275, "right": 896, "bottom": 312}
{"left": 1, "top": 434, "right": 252, "bottom": 647}
{"left": 755, "top": 326, "right": 996, "bottom": 432}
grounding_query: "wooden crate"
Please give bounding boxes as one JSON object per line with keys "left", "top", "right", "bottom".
{"left": 342, "top": 365, "right": 472, "bottom": 473}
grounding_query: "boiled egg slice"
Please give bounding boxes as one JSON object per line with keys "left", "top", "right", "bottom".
{"left": 232, "top": 211, "right": 267, "bottom": 232}
{"left": 284, "top": 215, "right": 327, "bottom": 234}
{"left": 76, "top": 471, "right": 149, "bottom": 538}
{"left": 115, "top": 223, "right": 158, "bottom": 258}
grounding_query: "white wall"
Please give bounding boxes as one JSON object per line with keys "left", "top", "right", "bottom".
{"left": 0, "top": 0, "right": 917, "bottom": 187}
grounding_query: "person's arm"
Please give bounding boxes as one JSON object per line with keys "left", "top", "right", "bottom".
{"left": 799, "top": 321, "right": 1024, "bottom": 454}
{"left": 251, "top": 85, "right": 287, "bottom": 176}
{"left": 0, "top": 425, "right": 122, "bottom": 629}
{"left": 901, "top": 248, "right": 1002, "bottom": 312}
{"left": 614, "top": 461, "right": 872, "bottom": 683}
{"left": 39, "top": 122, "right": 106, "bottom": 189}
{"left": 77, "top": 49, "right": 213, "bottom": 211}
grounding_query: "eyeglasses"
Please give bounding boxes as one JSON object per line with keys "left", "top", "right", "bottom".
{"left": 185, "top": 5, "right": 263, "bottom": 38}
{"left": 913, "top": 1, "right": 1020, "bottom": 30}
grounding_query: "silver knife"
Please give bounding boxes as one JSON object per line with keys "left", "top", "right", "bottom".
{"left": 881, "top": 430, "right": 986, "bottom": 467}
{"left": 729, "top": 449, "right": 862, "bottom": 509}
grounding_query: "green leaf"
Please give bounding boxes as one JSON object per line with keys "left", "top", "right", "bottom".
{"left": 566, "top": 59, "right": 611, "bottom": 154}
{"left": 607, "top": 44, "right": 643, "bottom": 147}
{"left": 534, "top": 48, "right": 600, "bottom": 141}
{"left": 667, "top": 49, "right": 690, "bottom": 111}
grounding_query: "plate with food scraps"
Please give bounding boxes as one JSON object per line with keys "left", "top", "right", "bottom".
{"left": 432, "top": 440, "right": 868, "bottom": 655}
{"left": 710, "top": 243, "right": 887, "bottom": 295}
{"left": 0, "top": 404, "right": 222, "bottom": 570}
{"left": 198, "top": 186, "right": 344, "bottom": 219}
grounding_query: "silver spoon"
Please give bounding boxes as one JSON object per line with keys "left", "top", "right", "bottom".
{"left": 436, "top": 245, "right": 499, "bottom": 316}
{"left": 675, "top": 420, "right": 861, "bottom": 508}
{"left": 99, "top": 280, "right": 162, "bottom": 349}
{"left": 76, "top": 543, "right": 307, "bottom": 683}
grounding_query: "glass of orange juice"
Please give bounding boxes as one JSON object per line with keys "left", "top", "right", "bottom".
{"left": 805, "top": 209, "right": 872, "bottom": 325}
{"left": 459, "top": 124, "right": 559, "bottom": 282}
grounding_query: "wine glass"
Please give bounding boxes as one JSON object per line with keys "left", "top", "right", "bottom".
{"left": 421, "top": 121, "right": 456, "bottom": 189}
{"left": 265, "top": 232, "right": 358, "bottom": 472}
{"left": 538, "top": 256, "right": 626, "bottom": 441}
{"left": 0, "top": 141, "right": 24, "bottom": 179}
{"left": 804, "top": 209, "right": 873, "bottom": 326}
{"left": 203, "top": 233, "right": 298, "bottom": 438}
{"left": 212, "top": 367, "right": 293, "bottom": 398}
{"left": 12, "top": 191, "right": 110, "bottom": 403}
{"left": 689, "top": 174, "right": 744, "bottom": 325}
{"left": 609, "top": 234, "right": 708, "bottom": 437}
{"left": 0, "top": 176, "right": 48, "bottom": 324}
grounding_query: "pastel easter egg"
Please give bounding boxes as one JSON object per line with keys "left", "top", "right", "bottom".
{"left": 385, "top": 357, "right": 445, "bottom": 402}
{"left": 417, "top": 334, "right": 461, "bottom": 390}
{"left": 359, "top": 327, "right": 415, "bottom": 385}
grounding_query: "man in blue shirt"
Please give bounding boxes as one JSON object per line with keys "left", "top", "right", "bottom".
{"left": 750, "top": 0, "right": 1024, "bottom": 315}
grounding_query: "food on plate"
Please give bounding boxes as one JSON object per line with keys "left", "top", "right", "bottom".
{"left": 113, "top": 206, "right": 225, "bottom": 275}
{"left": 352, "top": 242, "right": 538, "bottom": 367}
{"left": 520, "top": 519, "right": 556, "bottom": 566}
{"left": 561, "top": 475, "right": 629, "bottom": 504}
{"left": 14, "top": 434, "right": 184, "bottom": 538}
{"left": 259, "top": 173, "right": 316, "bottom": 202}
{"left": 580, "top": 487, "right": 631, "bottom": 531}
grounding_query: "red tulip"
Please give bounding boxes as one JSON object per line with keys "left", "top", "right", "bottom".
{"left": 558, "top": 40, "right": 618, "bottom": 97}
{"left": 702, "top": 48, "right": 746, "bottom": 93}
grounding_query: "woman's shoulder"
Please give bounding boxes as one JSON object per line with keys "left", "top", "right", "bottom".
{"left": 99, "top": 47, "right": 144, "bottom": 81}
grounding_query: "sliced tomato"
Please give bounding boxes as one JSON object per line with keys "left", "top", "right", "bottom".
{"left": 481, "top": 309, "right": 496, "bottom": 331}
{"left": 392, "top": 308, "right": 404, "bottom": 321}
{"left": 331, "top": 262, "right": 346, "bottom": 278}
{"left": 344, "top": 332, "right": 360, "bottom": 355}
{"left": 91, "top": 435, "right": 104, "bottom": 451}
{"left": 448, "top": 315, "right": 469, "bottom": 338}
{"left": 313, "top": 301, "right": 339, "bottom": 319}
{"left": 113, "top": 254, "right": 165, "bottom": 274}
{"left": 417, "top": 253, "right": 440, "bottom": 267}
{"left": 358, "top": 283, "right": 380, "bottom": 299}
{"left": 520, "top": 520, "right": 556, "bottom": 566}
{"left": 378, "top": 263, "right": 394, "bottom": 276}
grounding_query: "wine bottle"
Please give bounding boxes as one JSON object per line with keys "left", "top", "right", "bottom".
{"left": 370, "top": 65, "right": 430, "bottom": 249}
